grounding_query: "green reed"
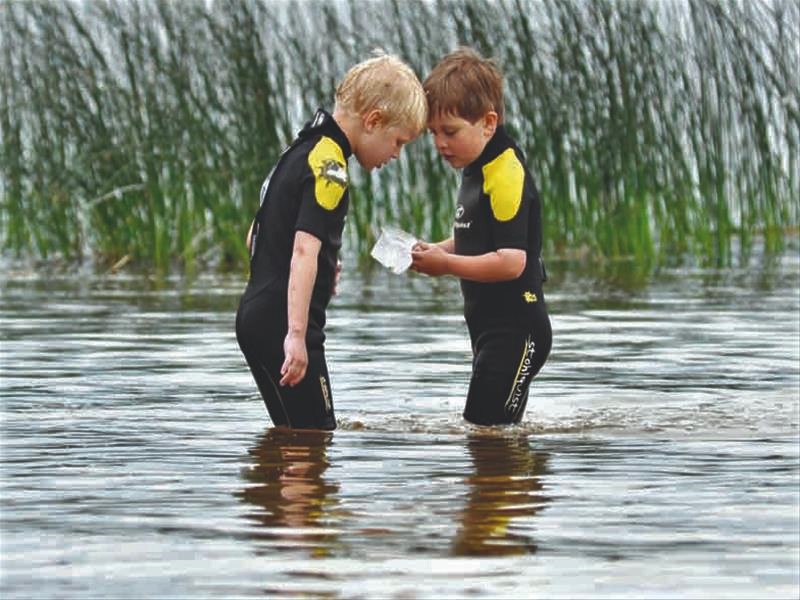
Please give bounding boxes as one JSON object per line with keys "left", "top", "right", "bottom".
{"left": 1, "top": 0, "right": 797, "bottom": 274}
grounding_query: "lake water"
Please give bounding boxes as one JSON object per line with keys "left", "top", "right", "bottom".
{"left": 1, "top": 253, "right": 799, "bottom": 598}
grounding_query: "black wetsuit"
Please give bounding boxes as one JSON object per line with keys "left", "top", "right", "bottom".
{"left": 236, "top": 109, "right": 350, "bottom": 430}
{"left": 454, "top": 125, "right": 552, "bottom": 425}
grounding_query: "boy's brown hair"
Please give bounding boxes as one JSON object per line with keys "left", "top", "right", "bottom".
{"left": 423, "top": 47, "right": 504, "bottom": 124}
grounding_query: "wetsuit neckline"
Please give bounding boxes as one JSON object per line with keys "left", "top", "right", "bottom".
{"left": 301, "top": 108, "right": 353, "bottom": 159}
{"left": 463, "top": 125, "right": 514, "bottom": 177}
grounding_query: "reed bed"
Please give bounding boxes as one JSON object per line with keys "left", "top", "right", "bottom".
{"left": 1, "top": 0, "right": 797, "bottom": 274}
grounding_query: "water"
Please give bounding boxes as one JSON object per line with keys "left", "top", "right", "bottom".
{"left": 1, "top": 254, "right": 799, "bottom": 598}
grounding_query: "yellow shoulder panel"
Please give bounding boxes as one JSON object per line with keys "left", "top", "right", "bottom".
{"left": 482, "top": 148, "right": 524, "bottom": 222}
{"left": 307, "top": 136, "right": 348, "bottom": 210}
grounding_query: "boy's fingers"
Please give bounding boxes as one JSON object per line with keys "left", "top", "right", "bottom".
{"left": 411, "top": 246, "right": 429, "bottom": 257}
{"left": 280, "top": 357, "right": 307, "bottom": 386}
{"left": 280, "top": 357, "right": 294, "bottom": 385}
{"left": 280, "top": 367, "right": 299, "bottom": 387}
{"left": 279, "top": 358, "right": 290, "bottom": 385}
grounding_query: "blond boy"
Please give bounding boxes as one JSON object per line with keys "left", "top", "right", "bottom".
{"left": 237, "top": 54, "right": 426, "bottom": 430}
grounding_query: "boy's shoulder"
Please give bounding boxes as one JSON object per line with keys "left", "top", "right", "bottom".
{"left": 471, "top": 125, "right": 524, "bottom": 172}
{"left": 308, "top": 136, "right": 349, "bottom": 194}
{"left": 268, "top": 111, "right": 349, "bottom": 195}
{"left": 482, "top": 148, "right": 525, "bottom": 222}
{"left": 295, "top": 110, "right": 351, "bottom": 160}
{"left": 288, "top": 110, "right": 350, "bottom": 210}
{"left": 278, "top": 110, "right": 350, "bottom": 172}
{"left": 476, "top": 126, "right": 537, "bottom": 221}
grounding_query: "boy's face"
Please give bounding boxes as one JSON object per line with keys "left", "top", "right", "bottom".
{"left": 355, "top": 123, "right": 416, "bottom": 172}
{"left": 427, "top": 111, "right": 497, "bottom": 169}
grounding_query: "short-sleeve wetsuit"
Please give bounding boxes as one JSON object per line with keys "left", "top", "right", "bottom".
{"left": 235, "top": 109, "right": 350, "bottom": 430}
{"left": 454, "top": 125, "right": 552, "bottom": 425}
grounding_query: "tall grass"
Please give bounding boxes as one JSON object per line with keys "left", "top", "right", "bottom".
{"left": 1, "top": 0, "right": 797, "bottom": 273}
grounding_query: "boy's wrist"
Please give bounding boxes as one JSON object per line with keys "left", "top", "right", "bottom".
{"left": 443, "top": 253, "right": 454, "bottom": 276}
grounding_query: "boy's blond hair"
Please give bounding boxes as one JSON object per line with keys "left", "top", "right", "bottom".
{"left": 335, "top": 53, "right": 427, "bottom": 134}
{"left": 424, "top": 47, "right": 504, "bottom": 124}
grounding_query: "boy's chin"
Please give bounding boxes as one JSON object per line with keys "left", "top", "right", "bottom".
{"left": 356, "top": 156, "right": 376, "bottom": 171}
{"left": 358, "top": 159, "right": 389, "bottom": 172}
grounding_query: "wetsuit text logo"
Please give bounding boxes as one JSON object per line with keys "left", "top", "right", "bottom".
{"left": 454, "top": 204, "right": 471, "bottom": 229}
{"left": 319, "top": 375, "right": 332, "bottom": 412}
{"left": 505, "top": 337, "right": 536, "bottom": 416}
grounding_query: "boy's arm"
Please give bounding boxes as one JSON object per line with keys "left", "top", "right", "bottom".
{"left": 411, "top": 246, "right": 526, "bottom": 282}
{"left": 280, "top": 230, "right": 322, "bottom": 387}
{"left": 246, "top": 220, "right": 254, "bottom": 251}
{"left": 412, "top": 237, "right": 454, "bottom": 253}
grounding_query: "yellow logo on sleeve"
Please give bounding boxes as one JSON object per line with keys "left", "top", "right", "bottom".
{"left": 483, "top": 148, "right": 524, "bottom": 222}
{"left": 308, "top": 136, "right": 348, "bottom": 210}
{"left": 523, "top": 291, "right": 538, "bottom": 303}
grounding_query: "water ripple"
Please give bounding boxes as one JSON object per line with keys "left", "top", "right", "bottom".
{"left": 1, "top": 263, "right": 798, "bottom": 598}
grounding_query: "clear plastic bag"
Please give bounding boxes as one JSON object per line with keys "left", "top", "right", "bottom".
{"left": 370, "top": 226, "right": 417, "bottom": 274}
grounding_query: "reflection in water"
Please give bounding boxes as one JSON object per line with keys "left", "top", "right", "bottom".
{"left": 237, "top": 428, "right": 340, "bottom": 558}
{"left": 453, "top": 434, "right": 549, "bottom": 556}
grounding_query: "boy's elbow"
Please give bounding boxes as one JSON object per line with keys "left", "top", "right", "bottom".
{"left": 511, "top": 255, "right": 526, "bottom": 279}
{"left": 499, "top": 250, "right": 526, "bottom": 280}
{"left": 246, "top": 221, "right": 254, "bottom": 250}
{"left": 293, "top": 231, "right": 323, "bottom": 259}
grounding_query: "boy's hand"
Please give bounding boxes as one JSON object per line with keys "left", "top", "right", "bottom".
{"left": 280, "top": 332, "right": 308, "bottom": 386}
{"left": 411, "top": 244, "right": 450, "bottom": 276}
{"left": 412, "top": 240, "right": 432, "bottom": 252}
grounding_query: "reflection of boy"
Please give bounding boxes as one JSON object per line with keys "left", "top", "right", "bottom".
{"left": 239, "top": 429, "right": 338, "bottom": 556}
{"left": 452, "top": 435, "right": 548, "bottom": 556}
{"left": 412, "top": 47, "right": 552, "bottom": 425}
{"left": 236, "top": 55, "right": 427, "bottom": 430}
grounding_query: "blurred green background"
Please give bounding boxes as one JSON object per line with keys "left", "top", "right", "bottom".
{"left": 2, "top": 0, "right": 798, "bottom": 276}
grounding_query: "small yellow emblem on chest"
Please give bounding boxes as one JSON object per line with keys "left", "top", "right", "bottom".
{"left": 523, "top": 291, "right": 538, "bottom": 303}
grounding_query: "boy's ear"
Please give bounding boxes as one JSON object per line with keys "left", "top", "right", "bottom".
{"left": 363, "top": 109, "right": 383, "bottom": 132}
{"left": 482, "top": 111, "right": 498, "bottom": 137}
